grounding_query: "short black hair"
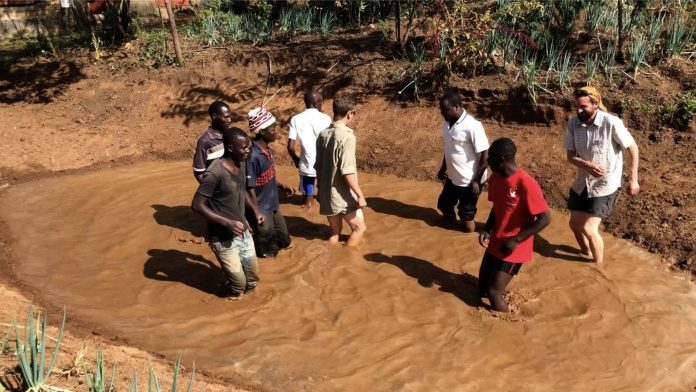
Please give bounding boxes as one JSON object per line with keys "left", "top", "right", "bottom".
{"left": 222, "top": 127, "right": 248, "bottom": 151}
{"left": 440, "top": 88, "right": 462, "bottom": 107}
{"left": 208, "top": 101, "right": 229, "bottom": 117}
{"left": 333, "top": 94, "right": 355, "bottom": 120}
{"left": 304, "top": 90, "right": 322, "bottom": 108}
{"left": 489, "top": 137, "right": 517, "bottom": 158}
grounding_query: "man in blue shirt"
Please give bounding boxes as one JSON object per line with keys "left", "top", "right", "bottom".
{"left": 246, "top": 107, "right": 294, "bottom": 257}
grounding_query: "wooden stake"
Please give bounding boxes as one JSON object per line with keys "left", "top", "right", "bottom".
{"left": 163, "top": 0, "right": 183, "bottom": 65}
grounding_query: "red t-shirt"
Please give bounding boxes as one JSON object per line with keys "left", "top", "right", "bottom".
{"left": 487, "top": 168, "right": 548, "bottom": 263}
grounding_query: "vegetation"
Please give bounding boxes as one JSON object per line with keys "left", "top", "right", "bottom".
{"left": 0, "top": 304, "right": 196, "bottom": 392}
{"left": 1, "top": 0, "right": 694, "bottom": 110}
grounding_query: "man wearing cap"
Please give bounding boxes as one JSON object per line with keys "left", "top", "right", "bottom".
{"left": 563, "top": 86, "right": 640, "bottom": 264}
{"left": 287, "top": 90, "right": 332, "bottom": 210}
{"left": 193, "top": 101, "right": 232, "bottom": 183}
{"left": 246, "top": 107, "right": 295, "bottom": 258}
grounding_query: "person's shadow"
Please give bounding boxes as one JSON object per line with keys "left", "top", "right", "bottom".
{"left": 284, "top": 215, "right": 328, "bottom": 241}
{"left": 364, "top": 253, "right": 484, "bottom": 308}
{"left": 151, "top": 204, "right": 206, "bottom": 237}
{"left": 143, "top": 249, "right": 226, "bottom": 296}
{"left": 534, "top": 235, "right": 590, "bottom": 262}
{"left": 366, "top": 197, "right": 484, "bottom": 231}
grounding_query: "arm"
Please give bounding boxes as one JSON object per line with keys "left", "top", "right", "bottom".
{"left": 626, "top": 142, "right": 640, "bottom": 195}
{"left": 344, "top": 173, "right": 367, "bottom": 208}
{"left": 191, "top": 193, "right": 244, "bottom": 236}
{"left": 277, "top": 182, "right": 295, "bottom": 196}
{"left": 566, "top": 150, "right": 605, "bottom": 178}
{"left": 479, "top": 208, "right": 495, "bottom": 247}
{"left": 287, "top": 139, "right": 301, "bottom": 168}
{"left": 245, "top": 188, "right": 265, "bottom": 225}
{"left": 470, "top": 149, "right": 489, "bottom": 196}
{"left": 501, "top": 211, "right": 551, "bottom": 254}
{"left": 437, "top": 155, "right": 448, "bottom": 182}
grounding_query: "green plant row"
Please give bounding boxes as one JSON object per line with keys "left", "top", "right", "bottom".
{"left": 0, "top": 304, "right": 195, "bottom": 392}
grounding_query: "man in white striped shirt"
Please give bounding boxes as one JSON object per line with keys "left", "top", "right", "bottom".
{"left": 192, "top": 101, "right": 232, "bottom": 183}
{"left": 563, "top": 87, "right": 640, "bottom": 264}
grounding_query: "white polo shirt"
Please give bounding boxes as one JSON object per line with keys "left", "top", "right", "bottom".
{"left": 563, "top": 110, "right": 635, "bottom": 197}
{"left": 441, "top": 110, "right": 490, "bottom": 187}
{"left": 288, "top": 108, "right": 332, "bottom": 177}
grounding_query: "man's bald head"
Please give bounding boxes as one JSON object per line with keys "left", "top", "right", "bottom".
{"left": 304, "top": 90, "right": 323, "bottom": 110}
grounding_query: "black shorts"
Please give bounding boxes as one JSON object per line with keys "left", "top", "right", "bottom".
{"left": 437, "top": 179, "right": 479, "bottom": 221}
{"left": 567, "top": 187, "right": 619, "bottom": 218}
{"left": 481, "top": 252, "right": 523, "bottom": 276}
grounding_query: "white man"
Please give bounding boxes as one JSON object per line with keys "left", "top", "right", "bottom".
{"left": 563, "top": 86, "right": 640, "bottom": 264}
{"left": 314, "top": 95, "right": 367, "bottom": 246}
{"left": 287, "top": 90, "right": 332, "bottom": 209}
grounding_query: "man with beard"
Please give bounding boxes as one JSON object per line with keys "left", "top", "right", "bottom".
{"left": 192, "top": 101, "right": 232, "bottom": 183}
{"left": 563, "top": 86, "right": 640, "bottom": 264}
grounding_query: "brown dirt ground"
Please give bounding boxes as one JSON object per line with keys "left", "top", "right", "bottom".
{"left": 0, "top": 27, "right": 694, "bottom": 390}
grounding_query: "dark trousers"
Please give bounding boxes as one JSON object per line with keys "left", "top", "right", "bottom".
{"left": 249, "top": 210, "right": 291, "bottom": 257}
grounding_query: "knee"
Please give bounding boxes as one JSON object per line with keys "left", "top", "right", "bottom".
{"left": 568, "top": 219, "right": 581, "bottom": 232}
{"left": 352, "top": 222, "right": 366, "bottom": 235}
{"left": 581, "top": 225, "right": 600, "bottom": 239}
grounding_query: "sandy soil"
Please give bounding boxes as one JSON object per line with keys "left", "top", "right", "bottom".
{"left": 0, "top": 29, "right": 694, "bottom": 390}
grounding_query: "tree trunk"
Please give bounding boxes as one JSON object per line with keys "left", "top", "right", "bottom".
{"left": 396, "top": 0, "right": 401, "bottom": 47}
{"left": 616, "top": 0, "right": 625, "bottom": 63}
{"left": 399, "top": 0, "right": 418, "bottom": 52}
{"left": 164, "top": 0, "right": 183, "bottom": 65}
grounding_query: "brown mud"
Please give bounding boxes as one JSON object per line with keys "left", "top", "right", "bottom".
{"left": 2, "top": 162, "right": 696, "bottom": 391}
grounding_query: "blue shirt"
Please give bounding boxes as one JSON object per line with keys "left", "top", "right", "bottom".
{"left": 246, "top": 141, "right": 279, "bottom": 214}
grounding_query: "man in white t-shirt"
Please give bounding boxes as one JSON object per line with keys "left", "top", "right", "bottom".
{"left": 287, "top": 90, "right": 332, "bottom": 209}
{"left": 437, "top": 89, "right": 490, "bottom": 232}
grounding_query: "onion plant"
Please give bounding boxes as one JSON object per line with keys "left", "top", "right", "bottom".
{"left": 584, "top": 52, "right": 598, "bottom": 81}
{"left": 318, "top": 10, "right": 335, "bottom": 36}
{"left": 557, "top": 51, "right": 573, "bottom": 90}
{"left": 629, "top": 35, "right": 649, "bottom": 76}
{"left": 84, "top": 347, "right": 116, "bottom": 392}
{"left": 665, "top": 17, "right": 693, "bottom": 57}
{"left": 13, "top": 304, "right": 67, "bottom": 392}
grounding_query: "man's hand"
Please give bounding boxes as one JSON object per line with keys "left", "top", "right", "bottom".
{"left": 470, "top": 180, "right": 481, "bottom": 197}
{"left": 437, "top": 168, "right": 448, "bottom": 183}
{"left": 279, "top": 184, "right": 295, "bottom": 197}
{"left": 357, "top": 196, "right": 367, "bottom": 209}
{"left": 628, "top": 178, "right": 640, "bottom": 196}
{"left": 255, "top": 211, "right": 265, "bottom": 225}
{"left": 225, "top": 219, "right": 245, "bottom": 236}
{"left": 291, "top": 156, "right": 300, "bottom": 168}
{"left": 587, "top": 162, "right": 606, "bottom": 178}
{"left": 501, "top": 237, "right": 519, "bottom": 254}
{"left": 479, "top": 231, "right": 490, "bottom": 248}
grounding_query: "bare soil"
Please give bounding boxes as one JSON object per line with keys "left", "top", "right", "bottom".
{"left": 0, "top": 28, "right": 694, "bottom": 390}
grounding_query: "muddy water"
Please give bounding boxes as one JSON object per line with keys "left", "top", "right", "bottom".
{"left": 1, "top": 161, "right": 695, "bottom": 391}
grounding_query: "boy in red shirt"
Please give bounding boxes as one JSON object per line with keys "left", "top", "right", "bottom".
{"left": 478, "top": 138, "right": 551, "bottom": 312}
